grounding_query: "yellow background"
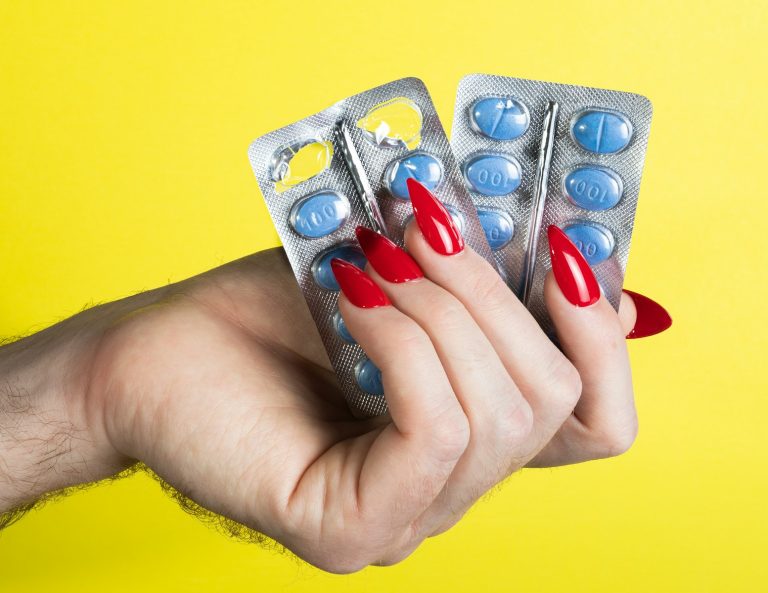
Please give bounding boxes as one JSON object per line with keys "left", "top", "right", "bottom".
{"left": 1, "top": 1, "right": 766, "bottom": 591}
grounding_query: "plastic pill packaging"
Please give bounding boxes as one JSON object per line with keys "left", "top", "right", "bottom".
{"left": 451, "top": 74, "right": 653, "bottom": 333}
{"left": 248, "top": 78, "right": 494, "bottom": 417}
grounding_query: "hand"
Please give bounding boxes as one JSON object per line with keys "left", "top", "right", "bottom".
{"left": 0, "top": 184, "right": 670, "bottom": 572}
{"left": 87, "top": 186, "right": 646, "bottom": 572}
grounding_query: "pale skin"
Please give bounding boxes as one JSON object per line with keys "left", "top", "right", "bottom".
{"left": 0, "top": 220, "right": 638, "bottom": 573}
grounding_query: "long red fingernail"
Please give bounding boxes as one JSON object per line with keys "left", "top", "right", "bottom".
{"left": 623, "top": 289, "right": 672, "bottom": 339}
{"left": 548, "top": 225, "right": 600, "bottom": 307}
{"left": 407, "top": 178, "right": 464, "bottom": 256}
{"left": 355, "top": 226, "right": 423, "bottom": 284}
{"left": 331, "top": 259, "right": 390, "bottom": 308}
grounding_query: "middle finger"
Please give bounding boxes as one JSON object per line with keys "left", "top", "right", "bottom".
{"left": 356, "top": 225, "right": 536, "bottom": 538}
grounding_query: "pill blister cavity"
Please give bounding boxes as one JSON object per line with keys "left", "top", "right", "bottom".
{"left": 463, "top": 153, "right": 521, "bottom": 196}
{"left": 311, "top": 243, "right": 367, "bottom": 291}
{"left": 289, "top": 190, "right": 350, "bottom": 238}
{"left": 470, "top": 97, "right": 530, "bottom": 140}
{"left": 356, "top": 97, "right": 423, "bottom": 150}
{"left": 271, "top": 139, "right": 334, "bottom": 193}
{"left": 571, "top": 110, "right": 633, "bottom": 154}
{"left": 562, "top": 221, "right": 615, "bottom": 265}
{"left": 477, "top": 208, "right": 515, "bottom": 251}
{"left": 355, "top": 357, "right": 384, "bottom": 395}
{"left": 564, "top": 166, "right": 623, "bottom": 211}
{"left": 332, "top": 309, "right": 356, "bottom": 344}
{"left": 384, "top": 152, "right": 444, "bottom": 200}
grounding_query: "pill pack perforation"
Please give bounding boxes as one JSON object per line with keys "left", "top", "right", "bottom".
{"left": 451, "top": 74, "right": 653, "bottom": 332}
{"left": 249, "top": 77, "right": 494, "bottom": 417}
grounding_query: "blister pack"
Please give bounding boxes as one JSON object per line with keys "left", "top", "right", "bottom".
{"left": 248, "top": 77, "right": 494, "bottom": 417}
{"left": 451, "top": 74, "right": 653, "bottom": 333}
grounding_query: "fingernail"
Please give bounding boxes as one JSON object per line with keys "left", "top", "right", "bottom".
{"left": 355, "top": 226, "right": 424, "bottom": 283}
{"left": 407, "top": 178, "right": 464, "bottom": 256}
{"left": 623, "top": 289, "right": 672, "bottom": 339}
{"left": 548, "top": 225, "right": 600, "bottom": 307}
{"left": 331, "top": 259, "right": 391, "bottom": 308}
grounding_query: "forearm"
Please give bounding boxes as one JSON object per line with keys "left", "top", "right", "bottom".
{"left": 0, "top": 288, "right": 165, "bottom": 515}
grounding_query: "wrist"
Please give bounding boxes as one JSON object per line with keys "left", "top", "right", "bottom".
{"left": 0, "top": 287, "right": 167, "bottom": 513}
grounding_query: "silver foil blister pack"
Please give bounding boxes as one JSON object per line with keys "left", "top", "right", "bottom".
{"left": 248, "top": 77, "right": 494, "bottom": 417}
{"left": 451, "top": 74, "right": 653, "bottom": 333}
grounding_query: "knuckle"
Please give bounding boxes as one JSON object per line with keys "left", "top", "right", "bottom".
{"left": 426, "top": 292, "right": 468, "bottom": 328}
{"left": 428, "top": 514, "right": 465, "bottom": 538}
{"left": 392, "top": 321, "right": 428, "bottom": 351}
{"left": 419, "top": 291, "right": 492, "bottom": 368}
{"left": 376, "top": 544, "right": 419, "bottom": 567}
{"left": 592, "top": 420, "right": 639, "bottom": 458}
{"left": 377, "top": 318, "right": 430, "bottom": 367}
{"left": 465, "top": 267, "right": 510, "bottom": 313}
{"left": 313, "top": 552, "right": 370, "bottom": 574}
{"left": 375, "top": 526, "right": 422, "bottom": 567}
{"left": 491, "top": 397, "right": 534, "bottom": 449}
{"left": 426, "top": 408, "right": 471, "bottom": 462}
{"left": 311, "top": 535, "right": 387, "bottom": 574}
{"left": 547, "top": 357, "right": 583, "bottom": 411}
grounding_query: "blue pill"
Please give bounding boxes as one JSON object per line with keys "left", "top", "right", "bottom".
{"left": 464, "top": 154, "right": 521, "bottom": 196}
{"left": 571, "top": 110, "right": 633, "bottom": 154}
{"left": 289, "top": 191, "right": 350, "bottom": 238}
{"left": 563, "top": 222, "right": 615, "bottom": 265}
{"left": 564, "top": 166, "right": 623, "bottom": 211}
{"left": 470, "top": 97, "right": 530, "bottom": 140}
{"left": 385, "top": 152, "right": 443, "bottom": 200}
{"left": 311, "top": 243, "right": 367, "bottom": 291}
{"left": 332, "top": 309, "right": 356, "bottom": 344}
{"left": 355, "top": 357, "right": 384, "bottom": 396}
{"left": 477, "top": 208, "right": 514, "bottom": 251}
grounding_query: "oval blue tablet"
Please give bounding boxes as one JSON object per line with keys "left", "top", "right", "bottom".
{"left": 384, "top": 152, "right": 443, "bottom": 200}
{"left": 355, "top": 357, "right": 384, "bottom": 396}
{"left": 470, "top": 97, "right": 530, "bottom": 140}
{"left": 571, "top": 110, "right": 633, "bottom": 154}
{"left": 311, "top": 243, "right": 367, "bottom": 291}
{"left": 289, "top": 190, "right": 350, "bottom": 238}
{"left": 564, "top": 166, "right": 623, "bottom": 211}
{"left": 477, "top": 208, "right": 515, "bottom": 251}
{"left": 464, "top": 154, "right": 521, "bottom": 196}
{"left": 332, "top": 309, "right": 356, "bottom": 344}
{"left": 562, "top": 222, "right": 615, "bottom": 265}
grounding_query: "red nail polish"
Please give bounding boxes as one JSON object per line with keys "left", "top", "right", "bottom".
{"left": 548, "top": 225, "right": 600, "bottom": 307}
{"left": 623, "top": 289, "right": 672, "bottom": 339}
{"left": 407, "top": 178, "right": 464, "bottom": 256}
{"left": 355, "top": 226, "right": 423, "bottom": 283}
{"left": 331, "top": 259, "right": 390, "bottom": 308}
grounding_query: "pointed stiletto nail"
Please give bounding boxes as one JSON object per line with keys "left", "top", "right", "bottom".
{"left": 623, "top": 289, "right": 672, "bottom": 339}
{"left": 407, "top": 178, "right": 464, "bottom": 256}
{"left": 548, "top": 225, "right": 600, "bottom": 307}
{"left": 355, "top": 226, "right": 423, "bottom": 283}
{"left": 331, "top": 259, "right": 390, "bottom": 308}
